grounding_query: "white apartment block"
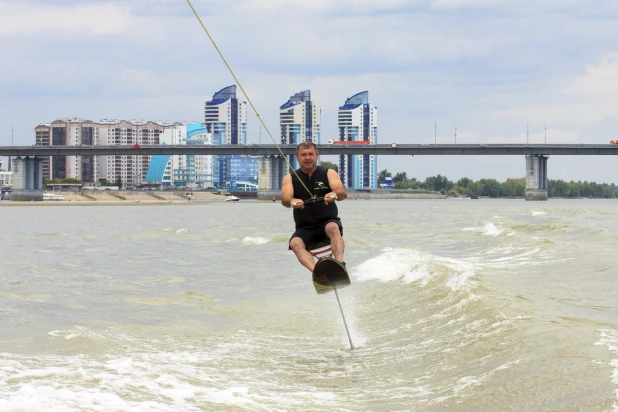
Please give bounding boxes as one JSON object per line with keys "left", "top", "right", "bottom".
{"left": 279, "top": 90, "right": 321, "bottom": 145}
{"left": 279, "top": 90, "right": 321, "bottom": 169}
{"left": 204, "top": 85, "right": 247, "bottom": 146}
{"left": 35, "top": 118, "right": 183, "bottom": 188}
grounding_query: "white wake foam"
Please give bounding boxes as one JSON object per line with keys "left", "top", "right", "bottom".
{"left": 353, "top": 247, "right": 476, "bottom": 291}
{"left": 595, "top": 329, "right": 618, "bottom": 409}
{"left": 242, "top": 237, "right": 270, "bottom": 245}
{"left": 462, "top": 222, "right": 503, "bottom": 236}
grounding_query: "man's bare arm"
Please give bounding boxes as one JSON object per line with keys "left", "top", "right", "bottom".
{"left": 281, "top": 174, "right": 303, "bottom": 208}
{"left": 326, "top": 169, "right": 347, "bottom": 201}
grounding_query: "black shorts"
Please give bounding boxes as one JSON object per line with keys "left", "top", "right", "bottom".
{"left": 289, "top": 219, "right": 343, "bottom": 251}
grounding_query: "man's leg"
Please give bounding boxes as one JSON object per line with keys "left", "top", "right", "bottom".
{"left": 289, "top": 237, "right": 316, "bottom": 272}
{"left": 324, "top": 222, "right": 345, "bottom": 262}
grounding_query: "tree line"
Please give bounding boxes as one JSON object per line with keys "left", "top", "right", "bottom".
{"left": 376, "top": 170, "right": 616, "bottom": 198}
{"left": 43, "top": 177, "right": 123, "bottom": 189}
{"left": 321, "top": 162, "right": 616, "bottom": 198}
{"left": 41, "top": 165, "right": 618, "bottom": 199}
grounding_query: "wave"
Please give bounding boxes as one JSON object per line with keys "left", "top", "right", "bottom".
{"left": 462, "top": 222, "right": 505, "bottom": 237}
{"left": 353, "top": 247, "right": 477, "bottom": 293}
{"left": 595, "top": 328, "right": 618, "bottom": 409}
{"left": 242, "top": 237, "right": 270, "bottom": 245}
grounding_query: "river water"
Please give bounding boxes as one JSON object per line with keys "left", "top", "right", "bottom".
{"left": 0, "top": 199, "right": 617, "bottom": 411}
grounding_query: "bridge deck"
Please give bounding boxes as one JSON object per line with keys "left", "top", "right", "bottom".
{"left": 1, "top": 144, "right": 617, "bottom": 156}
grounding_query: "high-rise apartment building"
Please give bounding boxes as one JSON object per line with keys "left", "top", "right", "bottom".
{"left": 35, "top": 118, "right": 97, "bottom": 183}
{"left": 204, "top": 85, "right": 248, "bottom": 187}
{"left": 337, "top": 91, "right": 378, "bottom": 189}
{"left": 97, "top": 119, "right": 182, "bottom": 188}
{"left": 279, "top": 90, "right": 321, "bottom": 170}
{"left": 35, "top": 118, "right": 183, "bottom": 187}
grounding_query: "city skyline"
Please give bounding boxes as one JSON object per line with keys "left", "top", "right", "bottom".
{"left": 1, "top": 1, "right": 617, "bottom": 183}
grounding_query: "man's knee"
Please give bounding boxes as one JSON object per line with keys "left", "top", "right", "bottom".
{"left": 325, "top": 222, "right": 342, "bottom": 238}
{"left": 289, "top": 237, "right": 306, "bottom": 252}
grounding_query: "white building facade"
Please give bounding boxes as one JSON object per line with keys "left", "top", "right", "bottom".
{"left": 35, "top": 118, "right": 183, "bottom": 188}
{"left": 336, "top": 91, "right": 378, "bottom": 189}
{"left": 279, "top": 90, "right": 321, "bottom": 170}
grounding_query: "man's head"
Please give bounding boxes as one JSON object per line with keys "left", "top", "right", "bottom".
{"left": 296, "top": 141, "right": 318, "bottom": 156}
{"left": 296, "top": 141, "right": 319, "bottom": 173}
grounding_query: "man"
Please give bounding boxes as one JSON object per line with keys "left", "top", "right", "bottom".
{"left": 281, "top": 142, "right": 347, "bottom": 272}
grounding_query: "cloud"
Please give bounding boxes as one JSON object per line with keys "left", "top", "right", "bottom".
{"left": 237, "top": 0, "right": 417, "bottom": 14}
{"left": 0, "top": 2, "right": 133, "bottom": 36}
{"left": 494, "top": 53, "right": 618, "bottom": 124}
{"left": 431, "top": 0, "right": 618, "bottom": 14}
{"left": 564, "top": 53, "right": 618, "bottom": 95}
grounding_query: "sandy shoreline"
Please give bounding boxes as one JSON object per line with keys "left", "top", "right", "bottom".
{"left": 0, "top": 197, "right": 252, "bottom": 206}
{"left": 0, "top": 191, "right": 253, "bottom": 206}
{"left": 0, "top": 200, "right": 215, "bottom": 206}
{"left": 0, "top": 190, "right": 447, "bottom": 205}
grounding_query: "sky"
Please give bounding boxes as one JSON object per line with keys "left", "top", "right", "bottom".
{"left": 1, "top": 0, "right": 617, "bottom": 183}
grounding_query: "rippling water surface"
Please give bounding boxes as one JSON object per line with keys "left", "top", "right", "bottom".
{"left": 0, "top": 199, "right": 617, "bottom": 411}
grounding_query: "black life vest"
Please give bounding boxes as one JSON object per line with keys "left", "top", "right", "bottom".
{"left": 291, "top": 166, "right": 339, "bottom": 229}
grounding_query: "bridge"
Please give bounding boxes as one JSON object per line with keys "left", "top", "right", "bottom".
{"left": 1, "top": 143, "right": 617, "bottom": 156}
{"left": 2, "top": 144, "right": 616, "bottom": 202}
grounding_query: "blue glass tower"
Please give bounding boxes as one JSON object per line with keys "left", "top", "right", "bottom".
{"left": 337, "top": 91, "right": 378, "bottom": 189}
{"left": 205, "top": 85, "right": 248, "bottom": 187}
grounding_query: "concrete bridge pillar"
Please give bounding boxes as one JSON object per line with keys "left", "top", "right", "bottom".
{"left": 258, "top": 155, "right": 286, "bottom": 200}
{"left": 258, "top": 155, "right": 286, "bottom": 190}
{"left": 11, "top": 157, "right": 44, "bottom": 201}
{"left": 525, "top": 155, "right": 548, "bottom": 201}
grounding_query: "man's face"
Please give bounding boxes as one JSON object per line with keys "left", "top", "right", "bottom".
{"left": 296, "top": 147, "right": 318, "bottom": 172}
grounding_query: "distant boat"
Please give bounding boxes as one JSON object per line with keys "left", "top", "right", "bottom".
{"left": 43, "top": 193, "right": 65, "bottom": 201}
{"left": 224, "top": 195, "right": 240, "bottom": 202}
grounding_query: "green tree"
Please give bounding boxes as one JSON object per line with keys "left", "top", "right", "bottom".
{"left": 448, "top": 185, "right": 467, "bottom": 197}
{"left": 602, "top": 184, "right": 616, "bottom": 198}
{"left": 425, "top": 174, "right": 453, "bottom": 192}
{"left": 479, "top": 178, "right": 503, "bottom": 197}
{"left": 548, "top": 179, "right": 570, "bottom": 197}
{"left": 455, "top": 177, "right": 474, "bottom": 187}
{"left": 569, "top": 181, "right": 579, "bottom": 196}
{"left": 502, "top": 178, "right": 525, "bottom": 197}
{"left": 320, "top": 161, "right": 338, "bottom": 172}
{"left": 378, "top": 169, "right": 390, "bottom": 183}
{"left": 395, "top": 178, "right": 421, "bottom": 190}
{"left": 456, "top": 177, "right": 472, "bottom": 188}
{"left": 393, "top": 172, "right": 408, "bottom": 183}
{"left": 44, "top": 177, "right": 82, "bottom": 189}
{"left": 467, "top": 181, "right": 484, "bottom": 196}
{"left": 47, "top": 177, "right": 81, "bottom": 184}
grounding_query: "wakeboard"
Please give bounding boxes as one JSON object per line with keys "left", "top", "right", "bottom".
{"left": 312, "top": 257, "right": 351, "bottom": 294}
